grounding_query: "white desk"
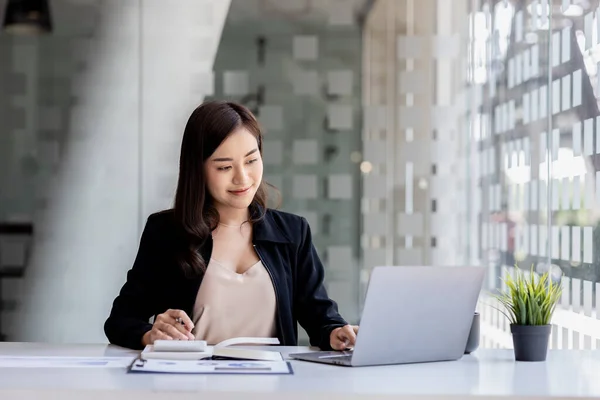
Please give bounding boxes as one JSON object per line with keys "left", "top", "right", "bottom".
{"left": 0, "top": 342, "right": 599, "bottom": 399}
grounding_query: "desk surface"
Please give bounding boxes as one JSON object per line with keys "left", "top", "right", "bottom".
{"left": 0, "top": 342, "right": 599, "bottom": 400}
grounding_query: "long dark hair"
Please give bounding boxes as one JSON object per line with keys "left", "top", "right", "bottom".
{"left": 174, "top": 100, "right": 270, "bottom": 276}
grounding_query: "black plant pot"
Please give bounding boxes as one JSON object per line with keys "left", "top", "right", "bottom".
{"left": 510, "top": 324, "right": 551, "bottom": 362}
{"left": 464, "top": 312, "right": 480, "bottom": 354}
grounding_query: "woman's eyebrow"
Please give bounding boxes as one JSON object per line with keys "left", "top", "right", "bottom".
{"left": 212, "top": 148, "right": 258, "bottom": 162}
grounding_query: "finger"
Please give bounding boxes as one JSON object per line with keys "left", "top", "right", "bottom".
{"left": 152, "top": 330, "right": 173, "bottom": 342}
{"left": 329, "top": 328, "right": 346, "bottom": 350}
{"left": 167, "top": 309, "right": 195, "bottom": 332}
{"left": 336, "top": 326, "right": 357, "bottom": 347}
{"left": 346, "top": 325, "right": 357, "bottom": 343}
{"left": 168, "top": 320, "right": 195, "bottom": 340}
{"left": 155, "top": 312, "right": 170, "bottom": 323}
{"left": 352, "top": 325, "right": 359, "bottom": 335}
{"left": 330, "top": 337, "right": 348, "bottom": 350}
{"left": 157, "top": 321, "right": 189, "bottom": 340}
{"left": 170, "top": 321, "right": 195, "bottom": 340}
{"left": 164, "top": 323, "right": 190, "bottom": 341}
{"left": 157, "top": 312, "right": 194, "bottom": 339}
{"left": 330, "top": 328, "right": 351, "bottom": 350}
{"left": 338, "top": 325, "right": 357, "bottom": 343}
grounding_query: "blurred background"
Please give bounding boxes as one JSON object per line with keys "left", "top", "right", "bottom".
{"left": 0, "top": 0, "right": 599, "bottom": 350}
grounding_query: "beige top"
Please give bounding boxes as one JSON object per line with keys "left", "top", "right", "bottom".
{"left": 191, "top": 258, "right": 277, "bottom": 345}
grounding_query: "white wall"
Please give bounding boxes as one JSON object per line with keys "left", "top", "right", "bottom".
{"left": 2, "top": 0, "right": 231, "bottom": 343}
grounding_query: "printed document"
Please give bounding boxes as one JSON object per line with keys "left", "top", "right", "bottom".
{"left": 130, "top": 358, "right": 293, "bottom": 374}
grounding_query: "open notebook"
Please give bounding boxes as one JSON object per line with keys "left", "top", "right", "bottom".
{"left": 140, "top": 337, "right": 283, "bottom": 362}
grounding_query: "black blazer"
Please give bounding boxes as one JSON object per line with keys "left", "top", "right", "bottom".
{"left": 104, "top": 207, "right": 347, "bottom": 350}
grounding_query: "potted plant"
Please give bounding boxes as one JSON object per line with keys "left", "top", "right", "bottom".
{"left": 494, "top": 265, "right": 562, "bottom": 362}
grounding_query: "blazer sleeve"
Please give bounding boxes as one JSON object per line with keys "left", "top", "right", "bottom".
{"left": 294, "top": 217, "right": 348, "bottom": 350}
{"left": 104, "top": 215, "right": 163, "bottom": 350}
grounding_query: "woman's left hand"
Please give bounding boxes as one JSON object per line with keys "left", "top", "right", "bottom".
{"left": 330, "top": 324, "right": 359, "bottom": 350}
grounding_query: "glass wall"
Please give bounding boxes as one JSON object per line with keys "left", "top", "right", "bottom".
{"left": 470, "top": 0, "right": 600, "bottom": 350}
{"left": 360, "top": 0, "right": 472, "bottom": 308}
{"left": 363, "top": 0, "right": 600, "bottom": 349}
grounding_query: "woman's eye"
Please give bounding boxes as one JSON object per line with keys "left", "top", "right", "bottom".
{"left": 247, "top": 158, "right": 258, "bottom": 164}
{"left": 217, "top": 166, "right": 231, "bottom": 171}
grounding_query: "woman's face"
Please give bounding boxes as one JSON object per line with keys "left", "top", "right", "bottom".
{"left": 204, "top": 127, "right": 263, "bottom": 212}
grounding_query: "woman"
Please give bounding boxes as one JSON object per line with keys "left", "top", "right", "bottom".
{"left": 104, "top": 100, "right": 357, "bottom": 351}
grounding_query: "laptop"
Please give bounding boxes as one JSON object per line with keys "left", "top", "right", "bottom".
{"left": 289, "top": 266, "right": 485, "bottom": 367}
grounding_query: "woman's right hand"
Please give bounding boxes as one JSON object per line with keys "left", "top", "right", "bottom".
{"left": 142, "top": 309, "right": 195, "bottom": 345}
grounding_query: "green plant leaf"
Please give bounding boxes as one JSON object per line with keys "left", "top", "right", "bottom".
{"left": 493, "top": 264, "right": 562, "bottom": 326}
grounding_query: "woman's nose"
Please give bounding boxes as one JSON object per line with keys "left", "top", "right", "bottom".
{"left": 232, "top": 166, "right": 249, "bottom": 184}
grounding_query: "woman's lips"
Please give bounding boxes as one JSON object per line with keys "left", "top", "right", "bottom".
{"left": 228, "top": 186, "right": 251, "bottom": 196}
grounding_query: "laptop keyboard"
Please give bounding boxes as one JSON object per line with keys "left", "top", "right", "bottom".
{"left": 316, "top": 350, "right": 353, "bottom": 359}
